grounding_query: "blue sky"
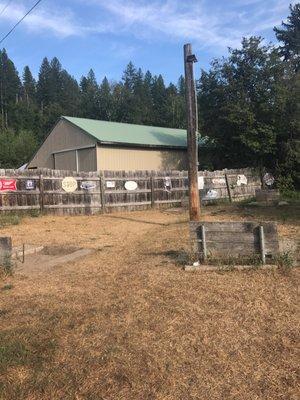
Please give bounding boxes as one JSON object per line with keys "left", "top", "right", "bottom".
{"left": 0, "top": 0, "right": 294, "bottom": 84}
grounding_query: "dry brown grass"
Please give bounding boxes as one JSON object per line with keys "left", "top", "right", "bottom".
{"left": 0, "top": 205, "right": 299, "bottom": 399}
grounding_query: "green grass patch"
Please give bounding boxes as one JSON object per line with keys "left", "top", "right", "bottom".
{"left": 0, "top": 330, "right": 57, "bottom": 373}
{"left": 0, "top": 214, "right": 21, "bottom": 228}
{"left": 280, "top": 190, "right": 300, "bottom": 201}
{"left": 0, "top": 210, "right": 42, "bottom": 230}
{"left": 28, "top": 209, "right": 40, "bottom": 218}
{"left": 0, "top": 338, "right": 30, "bottom": 370}
{"left": 205, "top": 253, "right": 263, "bottom": 267}
{"left": 0, "top": 328, "right": 58, "bottom": 397}
{"left": 275, "top": 252, "right": 295, "bottom": 274}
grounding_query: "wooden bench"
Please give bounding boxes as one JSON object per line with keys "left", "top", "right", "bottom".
{"left": 190, "top": 221, "right": 279, "bottom": 264}
{"left": 0, "top": 237, "right": 12, "bottom": 266}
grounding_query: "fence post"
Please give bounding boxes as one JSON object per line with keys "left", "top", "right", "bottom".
{"left": 225, "top": 174, "right": 232, "bottom": 203}
{"left": 259, "top": 225, "right": 266, "bottom": 264}
{"left": 99, "top": 172, "right": 106, "bottom": 213}
{"left": 200, "top": 225, "right": 207, "bottom": 262}
{"left": 150, "top": 174, "right": 155, "bottom": 208}
{"left": 39, "top": 174, "right": 44, "bottom": 213}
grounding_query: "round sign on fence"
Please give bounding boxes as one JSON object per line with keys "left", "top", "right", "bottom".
{"left": 263, "top": 173, "right": 275, "bottom": 186}
{"left": 62, "top": 177, "right": 77, "bottom": 193}
{"left": 124, "top": 181, "right": 138, "bottom": 191}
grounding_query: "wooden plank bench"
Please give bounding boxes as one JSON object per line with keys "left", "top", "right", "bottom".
{"left": 0, "top": 237, "right": 12, "bottom": 266}
{"left": 190, "top": 221, "right": 279, "bottom": 264}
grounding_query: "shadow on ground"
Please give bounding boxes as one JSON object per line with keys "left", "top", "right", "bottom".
{"left": 145, "top": 249, "right": 190, "bottom": 266}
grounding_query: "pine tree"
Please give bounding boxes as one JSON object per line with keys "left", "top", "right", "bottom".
{"left": 99, "top": 77, "right": 113, "bottom": 120}
{"left": 110, "top": 82, "right": 123, "bottom": 121}
{"left": 118, "top": 62, "right": 138, "bottom": 123}
{"left": 49, "top": 57, "right": 63, "bottom": 104}
{"left": 178, "top": 75, "right": 185, "bottom": 96}
{"left": 132, "top": 67, "right": 146, "bottom": 124}
{"left": 274, "top": 4, "right": 300, "bottom": 189}
{"left": 151, "top": 75, "right": 168, "bottom": 126}
{"left": 274, "top": 3, "right": 300, "bottom": 69}
{"left": 122, "top": 62, "right": 137, "bottom": 92}
{"left": 12, "top": 65, "right": 40, "bottom": 134}
{"left": 37, "top": 57, "right": 51, "bottom": 110}
{"left": 0, "top": 49, "right": 21, "bottom": 128}
{"left": 80, "top": 69, "right": 100, "bottom": 119}
{"left": 199, "top": 37, "right": 285, "bottom": 171}
{"left": 22, "top": 66, "right": 36, "bottom": 104}
{"left": 165, "top": 83, "right": 186, "bottom": 129}
{"left": 60, "top": 70, "right": 80, "bottom": 116}
{"left": 142, "top": 70, "right": 154, "bottom": 125}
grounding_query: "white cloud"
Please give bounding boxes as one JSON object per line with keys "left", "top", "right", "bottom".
{"left": 0, "top": 1, "right": 80, "bottom": 37}
{"left": 91, "top": 0, "right": 240, "bottom": 49}
{"left": 86, "top": 0, "right": 293, "bottom": 51}
{"left": 0, "top": 0, "right": 294, "bottom": 50}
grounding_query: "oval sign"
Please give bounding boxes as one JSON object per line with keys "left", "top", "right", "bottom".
{"left": 62, "top": 177, "right": 77, "bottom": 193}
{"left": 204, "top": 189, "right": 218, "bottom": 199}
{"left": 124, "top": 180, "right": 138, "bottom": 191}
{"left": 80, "top": 181, "right": 96, "bottom": 191}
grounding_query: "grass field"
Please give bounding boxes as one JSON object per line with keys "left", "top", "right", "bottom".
{"left": 0, "top": 204, "right": 299, "bottom": 399}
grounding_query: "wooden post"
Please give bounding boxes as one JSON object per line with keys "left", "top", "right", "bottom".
{"left": 225, "top": 174, "right": 232, "bottom": 203}
{"left": 150, "top": 174, "right": 155, "bottom": 208}
{"left": 200, "top": 225, "right": 207, "bottom": 261}
{"left": 39, "top": 174, "right": 44, "bottom": 213}
{"left": 99, "top": 172, "right": 106, "bottom": 213}
{"left": 259, "top": 225, "right": 266, "bottom": 264}
{"left": 75, "top": 150, "right": 79, "bottom": 173}
{"left": 184, "top": 43, "right": 201, "bottom": 221}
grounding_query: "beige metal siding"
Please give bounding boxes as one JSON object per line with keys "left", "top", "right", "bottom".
{"left": 97, "top": 145, "right": 188, "bottom": 171}
{"left": 78, "top": 147, "right": 97, "bottom": 171}
{"left": 54, "top": 151, "right": 77, "bottom": 171}
{"left": 28, "top": 119, "right": 96, "bottom": 169}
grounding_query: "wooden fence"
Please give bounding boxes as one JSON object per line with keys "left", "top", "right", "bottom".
{"left": 0, "top": 167, "right": 261, "bottom": 215}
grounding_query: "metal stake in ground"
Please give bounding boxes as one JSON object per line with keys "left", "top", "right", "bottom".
{"left": 184, "top": 43, "right": 201, "bottom": 221}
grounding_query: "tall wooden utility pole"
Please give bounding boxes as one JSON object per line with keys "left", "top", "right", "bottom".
{"left": 184, "top": 43, "right": 201, "bottom": 221}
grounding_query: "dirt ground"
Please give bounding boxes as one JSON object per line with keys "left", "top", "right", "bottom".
{"left": 0, "top": 205, "right": 299, "bottom": 400}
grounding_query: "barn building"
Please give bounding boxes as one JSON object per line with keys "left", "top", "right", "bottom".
{"left": 27, "top": 116, "right": 189, "bottom": 171}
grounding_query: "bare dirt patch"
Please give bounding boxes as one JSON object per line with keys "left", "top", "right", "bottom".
{"left": 13, "top": 245, "right": 94, "bottom": 276}
{"left": 0, "top": 205, "right": 299, "bottom": 399}
{"left": 42, "top": 245, "right": 80, "bottom": 256}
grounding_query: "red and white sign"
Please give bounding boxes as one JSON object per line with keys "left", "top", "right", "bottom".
{"left": 0, "top": 179, "right": 17, "bottom": 192}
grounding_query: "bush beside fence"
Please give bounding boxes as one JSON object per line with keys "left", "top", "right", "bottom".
{"left": 0, "top": 168, "right": 261, "bottom": 215}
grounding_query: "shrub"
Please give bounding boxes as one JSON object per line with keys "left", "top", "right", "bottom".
{"left": 276, "top": 252, "right": 294, "bottom": 274}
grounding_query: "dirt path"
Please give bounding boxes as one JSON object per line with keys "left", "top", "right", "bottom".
{"left": 0, "top": 207, "right": 299, "bottom": 400}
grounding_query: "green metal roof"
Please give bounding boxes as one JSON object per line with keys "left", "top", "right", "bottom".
{"left": 62, "top": 116, "right": 188, "bottom": 148}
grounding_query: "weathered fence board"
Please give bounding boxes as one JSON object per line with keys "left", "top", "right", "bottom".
{"left": 0, "top": 167, "right": 261, "bottom": 215}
